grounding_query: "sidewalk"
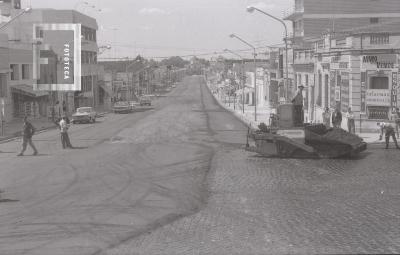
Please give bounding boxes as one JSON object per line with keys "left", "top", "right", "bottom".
{"left": 208, "top": 84, "right": 384, "bottom": 145}
{"left": 0, "top": 117, "right": 57, "bottom": 142}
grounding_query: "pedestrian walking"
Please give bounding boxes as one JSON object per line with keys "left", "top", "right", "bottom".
{"left": 59, "top": 116, "right": 73, "bottom": 149}
{"left": 331, "top": 107, "right": 342, "bottom": 128}
{"left": 322, "top": 107, "right": 331, "bottom": 128}
{"left": 346, "top": 107, "right": 355, "bottom": 133}
{"left": 17, "top": 116, "right": 38, "bottom": 156}
{"left": 291, "top": 85, "right": 304, "bottom": 127}
{"left": 394, "top": 107, "right": 400, "bottom": 138}
{"left": 378, "top": 122, "right": 400, "bottom": 149}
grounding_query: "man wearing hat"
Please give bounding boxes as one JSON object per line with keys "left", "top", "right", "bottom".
{"left": 292, "top": 85, "right": 304, "bottom": 127}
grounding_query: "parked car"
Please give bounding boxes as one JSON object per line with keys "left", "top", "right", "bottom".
{"left": 139, "top": 96, "right": 152, "bottom": 106}
{"left": 72, "top": 107, "right": 97, "bottom": 123}
{"left": 113, "top": 101, "right": 132, "bottom": 114}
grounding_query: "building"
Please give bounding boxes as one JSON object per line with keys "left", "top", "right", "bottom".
{"left": 283, "top": 0, "right": 400, "bottom": 123}
{"left": 0, "top": 2, "right": 101, "bottom": 121}
{"left": 314, "top": 21, "right": 400, "bottom": 131}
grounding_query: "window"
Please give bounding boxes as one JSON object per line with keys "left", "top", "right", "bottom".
{"left": 370, "top": 34, "right": 389, "bottom": 44}
{"left": 22, "top": 64, "right": 30, "bottom": 79}
{"left": 369, "top": 76, "right": 389, "bottom": 89}
{"left": 370, "top": 17, "right": 379, "bottom": 24}
{"left": 10, "top": 64, "right": 19, "bottom": 80}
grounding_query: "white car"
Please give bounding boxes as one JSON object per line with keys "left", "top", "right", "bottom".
{"left": 72, "top": 107, "right": 97, "bottom": 124}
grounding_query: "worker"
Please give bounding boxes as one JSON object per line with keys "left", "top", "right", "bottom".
{"left": 291, "top": 85, "right": 304, "bottom": 127}
{"left": 322, "top": 107, "right": 331, "bottom": 128}
{"left": 378, "top": 122, "right": 400, "bottom": 149}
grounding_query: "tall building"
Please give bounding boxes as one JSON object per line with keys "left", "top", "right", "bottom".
{"left": 282, "top": 0, "right": 400, "bottom": 123}
{"left": 0, "top": 2, "right": 103, "bottom": 121}
{"left": 284, "top": 0, "right": 400, "bottom": 44}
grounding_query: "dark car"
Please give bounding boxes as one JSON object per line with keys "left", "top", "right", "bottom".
{"left": 113, "top": 101, "right": 132, "bottom": 114}
{"left": 139, "top": 96, "right": 152, "bottom": 106}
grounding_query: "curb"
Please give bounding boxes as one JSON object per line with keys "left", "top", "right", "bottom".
{"left": 205, "top": 84, "right": 257, "bottom": 131}
{"left": 0, "top": 111, "right": 109, "bottom": 144}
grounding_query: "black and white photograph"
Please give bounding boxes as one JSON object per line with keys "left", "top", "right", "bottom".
{"left": 0, "top": 0, "right": 400, "bottom": 254}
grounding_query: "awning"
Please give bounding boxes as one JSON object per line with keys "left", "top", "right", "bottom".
{"left": 98, "top": 82, "right": 113, "bottom": 95}
{"left": 11, "top": 84, "right": 49, "bottom": 97}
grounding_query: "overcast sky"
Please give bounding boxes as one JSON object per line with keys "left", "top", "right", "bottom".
{"left": 22, "top": 0, "right": 293, "bottom": 60}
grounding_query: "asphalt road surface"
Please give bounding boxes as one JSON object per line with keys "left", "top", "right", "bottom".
{"left": 1, "top": 76, "right": 400, "bottom": 255}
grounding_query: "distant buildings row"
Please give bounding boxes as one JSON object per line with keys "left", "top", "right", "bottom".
{"left": 0, "top": 0, "right": 186, "bottom": 124}
{"left": 212, "top": 0, "right": 400, "bottom": 131}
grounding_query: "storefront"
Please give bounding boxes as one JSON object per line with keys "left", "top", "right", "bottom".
{"left": 360, "top": 54, "right": 399, "bottom": 121}
{"left": 11, "top": 84, "right": 49, "bottom": 118}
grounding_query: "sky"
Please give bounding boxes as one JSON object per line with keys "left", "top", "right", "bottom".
{"left": 22, "top": 0, "right": 293, "bottom": 60}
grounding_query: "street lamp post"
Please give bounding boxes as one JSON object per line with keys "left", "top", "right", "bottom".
{"left": 90, "top": 45, "right": 111, "bottom": 108}
{"left": 229, "top": 33, "right": 257, "bottom": 121}
{"left": 224, "top": 49, "right": 245, "bottom": 114}
{"left": 247, "top": 6, "right": 289, "bottom": 102}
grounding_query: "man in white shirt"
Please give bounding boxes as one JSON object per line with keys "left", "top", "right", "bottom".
{"left": 59, "top": 116, "right": 73, "bottom": 149}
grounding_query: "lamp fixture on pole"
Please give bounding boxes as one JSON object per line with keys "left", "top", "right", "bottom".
{"left": 247, "top": 6, "right": 289, "bottom": 102}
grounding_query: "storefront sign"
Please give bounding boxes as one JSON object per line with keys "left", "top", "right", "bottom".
{"left": 361, "top": 54, "right": 397, "bottom": 70}
{"left": 340, "top": 72, "right": 350, "bottom": 111}
{"left": 361, "top": 72, "right": 367, "bottom": 112}
{"left": 335, "top": 86, "right": 341, "bottom": 101}
{"left": 392, "top": 72, "right": 398, "bottom": 113}
{"left": 366, "top": 89, "right": 391, "bottom": 106}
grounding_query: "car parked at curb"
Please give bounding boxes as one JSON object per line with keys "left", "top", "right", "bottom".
{"left": 139, "top": 96, "right": 152, "bottom": 106}
{"left": 72, "top": 107, "right": 97, "bottom": 124}
{"left": 113, "top": 101, "right": 132, "bottom": 114}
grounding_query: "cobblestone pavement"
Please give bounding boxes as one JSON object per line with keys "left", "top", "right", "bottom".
{"left": 1, "top": 76, "right": 400, "bottom": 255}
{"left": 106, "top": 79, "right": 400, "bottom": 255}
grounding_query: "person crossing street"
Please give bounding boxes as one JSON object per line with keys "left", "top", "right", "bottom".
{"left": 17, "top": 116, "right": 38, "bottom": 156}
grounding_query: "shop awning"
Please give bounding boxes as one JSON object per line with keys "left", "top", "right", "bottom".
{"left": 98, "top": 82, "right": 113, "bottom": 95}
{"left": 11, "top": 84, "right": 49, "bottom": 97}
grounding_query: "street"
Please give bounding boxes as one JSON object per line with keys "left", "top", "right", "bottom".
{"left": 1, "top": 76, "right": 400, "bottom": 255}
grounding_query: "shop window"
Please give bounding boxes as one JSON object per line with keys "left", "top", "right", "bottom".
{"left": 22, "top": 64, "right": 30, "bottom": 80}
{"left": 370, "top": 34, "right": 389, "bottom": 45}
{"left": 369, "top": 76, "right": 388, "bottom": 89}
{"left": 370, "top": 17, "right": 379, "bottom": 24}
{"left": 368, "top": 106, "right": 388, "bottom": 120}
{"left": 10, "top": 64, "right": 19, "bottom": 80}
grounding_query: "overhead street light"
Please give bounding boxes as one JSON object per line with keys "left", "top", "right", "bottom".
{"left": 229, "top": 33, "right": 258, "bottom": 121}
{"left": 224, "top": 48, "right": 245, "bottom": 114}
{"left": 247, "top": 5, "right": 289, "bottom": 102}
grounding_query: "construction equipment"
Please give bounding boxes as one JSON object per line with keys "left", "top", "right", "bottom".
{"left": 245, "top": 104, "right": 367, "bottom": 158}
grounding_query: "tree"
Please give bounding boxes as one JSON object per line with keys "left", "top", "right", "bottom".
{"left": 160, "top": 56, "right": 189, "bottom": 68}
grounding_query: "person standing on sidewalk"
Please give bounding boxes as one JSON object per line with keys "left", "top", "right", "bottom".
{"left": 332, "top": 107, "right": 342, "bottom": 128}
{"left": 346, "top": 107, "right": 355, "bottom": 133}
{"left": 291, "top": 85, "right": 304, "bottom": 127}
{"left": 322, "top": 107, "right": 331, "bottom": 128}
{"left": 17, "top": 116, "right": 38, "bottom": 156}
{"left": 378, "top": 122, "right": 400, "bottom": 149}
{"left": 59, "top": 116, "right": 73, "bottom": 149}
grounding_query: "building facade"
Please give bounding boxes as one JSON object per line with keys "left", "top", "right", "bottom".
{"left": 0, "top": 3, "right": 101, "bottom": 121}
